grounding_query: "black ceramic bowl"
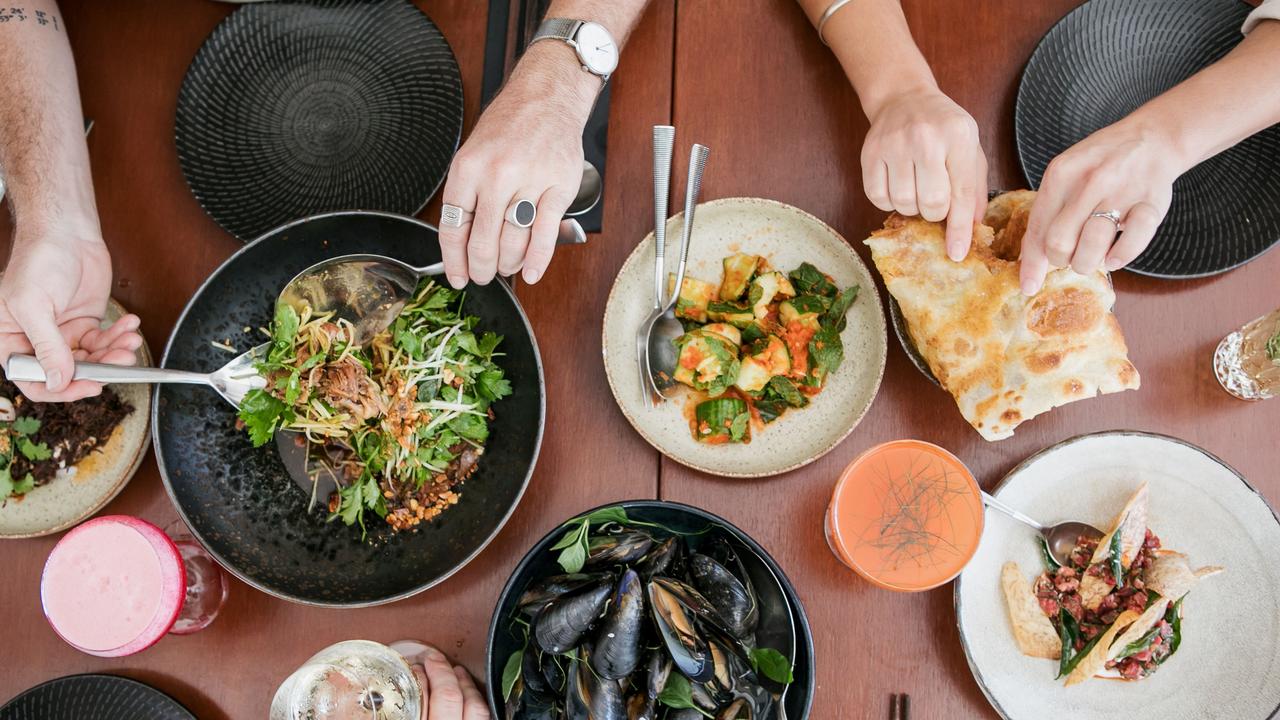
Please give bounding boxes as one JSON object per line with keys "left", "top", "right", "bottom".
{"left": 485, "top": 500, "right": 816, "bottom": 719}
{"left": 153, "top": 211, "right": 544, "bottom": 606}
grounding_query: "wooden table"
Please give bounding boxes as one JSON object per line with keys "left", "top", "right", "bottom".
{"left": 4, "top": 2, "right": 1278, "bottom": 718}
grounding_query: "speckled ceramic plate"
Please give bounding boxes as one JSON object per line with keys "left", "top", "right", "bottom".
{"left": 602, "top": 197, "right": 887, "bottom": 478}
{"left": 955, "top": 431, "right": 1280, "bottom": 720}
{"left": 0, "top": 299, "right": 152, "bottom": 539}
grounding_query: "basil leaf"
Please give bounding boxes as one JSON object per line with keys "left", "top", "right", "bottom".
{"left": 749, "top": 647, "right": 794, "bottom": 685}
{"left": 557, "top": 538, "right": 588, "bottom": 574}
{"left": 550, "top": 522, "right": 586, "bottom": 551}
{"left": 501, "top": 650, "right": 522, "bottom": 702}
{"left": 581, "top": 507, "right": 631, "bottom": 527}
{"left": 657, "top": 673, "right": 701, "bottom": 711}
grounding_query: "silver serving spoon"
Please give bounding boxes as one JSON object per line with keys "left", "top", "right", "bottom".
{"left": 5, "top": 343, "right": 268, "bottom": 407}
{"left": 644, "top": 143, "right": 710, "bottom": 401}
{"left": 982, "top": 491, "right": 1104, "bottom": 567}
{"left": 278, "top": 219, "right": 589, "bottom": 348}
{"left": 636, "top": 125, "right": 675, "bottom": 408}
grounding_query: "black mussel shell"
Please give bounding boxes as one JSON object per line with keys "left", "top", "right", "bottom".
{"left": 567, "top": 645, "right": 627, "bottom": 720}
{"left": 625, "top": 692, "right": 650, "bottom": 720}
{"left": 716, "top": 698, "right": 752, "bottom": 720}
{"left": 592, "top": 569, "right": 646, "bottom": 680}
{"left": 733, "top": 681, "right": 776, "bottom": 720}
{"left": 648, "top": 579, "right": 713, "bottom": 683}
{"left": 645, "top": 649, "right": 672, "bottom": 702}
{"left": 518, "top": 573, "right": 611, "bottom": 616}
{"left": 635, "top": 537, "right": 680, "bottom": 579}
{"left": 585, "top": 531, "right": 655, "bottom": 567}
{"left": 690, "top": 553, "right": 759, "bottom": 640}
{"left": 521, "top": 647, "right": 554, "bottom": 702}
{"left": 669, "top": 711, "right": 705, "bottom": 720}
{"left": 689, "top": 681, "right": 720, "bottom": 712}
{"left": 535, "top": 581, "right": 613, "bottom": 654}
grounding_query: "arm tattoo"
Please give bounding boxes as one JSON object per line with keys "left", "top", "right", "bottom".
{"left": 0, "top": 8, "right": 61, "bottom": 31}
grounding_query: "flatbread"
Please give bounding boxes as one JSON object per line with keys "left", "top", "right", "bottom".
{"left": 1081, "top": 483, "right": 1149, "bottom": 610}
{"left": 1106, "top": 598, "right": 1171, "bottom": 665}
{"left": 1144, "top": 550, "right": 1225, "bottom": 601}
{"left": 1000, "top": 561, "right": 1061, "bottom": 659}
{"left": 864, "top": 195, "right": 1140, "bottom": 441}
{"left": 1065, "top": 608, "right": 1140, "bottom": 687}
{"left": 983, "top": 189, "right": 1036, "bottom": 260}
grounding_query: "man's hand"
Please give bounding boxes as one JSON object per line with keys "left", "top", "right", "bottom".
{"left": 438, "top": 42, "right": 597, "bottom": 288}
{"left": 0, "top": 223, "right": 142, "bottom": 402}
{"left": 1018, "top": 119, "right": 1178, "bottom": 296}
{"left": 415, "top": 646, "right": 490, "bottom": 720}
{"left": 861, "top": 88, "right": 988, "bottom": 261}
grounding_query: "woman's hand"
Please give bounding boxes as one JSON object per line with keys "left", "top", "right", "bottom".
{"left": 437, "top": 42, "right": 596, "bottom": 289}
{"left": 861, "top": 88, "right": 988, "bottom": 260}
{"left": 0, "top": 222, "right": 142, "bottom": 402}
{"left": 1019, "top": 119, "right": 1181, "bottom": 295}
{"left": 417, "top": 646, "right": 491, "bottom": 720}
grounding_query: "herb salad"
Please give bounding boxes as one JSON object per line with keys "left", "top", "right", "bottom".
{"left": 237, "top": 280, "right": 512, "bottom": 536}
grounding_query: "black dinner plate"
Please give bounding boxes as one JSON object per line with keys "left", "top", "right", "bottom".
{"left": 1016, "top": 0, "right": 1280, "bottom": 278}
{"left": 152, "top": 211, "right": 544, "bottom": 606}
{"left": 0, "top": 674, "right": 194, "bottom": 720}
{"left": 176, "top": 0, "right": 463, "bottom": 240}
{"left": 486, "top": 500, "right": 817, "bottom": 720}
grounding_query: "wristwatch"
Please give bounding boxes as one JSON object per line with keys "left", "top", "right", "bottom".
{"left": 530, "top": 18, "right": 619, "bottom": 83}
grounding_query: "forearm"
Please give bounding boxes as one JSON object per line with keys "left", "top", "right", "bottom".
{"left": 502, "top": 0, "right": 650, "bottom": 126}
{"left": 1126, "top": 21, "right": 1280, "bottom": 172}
{"left": 798, "top": 0, "right": 938, "bottom": 118}
{"left": 0, "top": 0, "right": 97, "bottom": 234}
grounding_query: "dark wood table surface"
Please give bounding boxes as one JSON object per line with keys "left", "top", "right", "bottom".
{"left": 4, "top": 1, "right": 1278, "bottom": 718}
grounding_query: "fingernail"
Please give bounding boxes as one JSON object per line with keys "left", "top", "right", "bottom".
{"left": 1104, "top": 258, "right": 1123, "bottom": 272}
{"left": 448, "top": 275, "right": 466, "bottom": 289}
{"left": 46, "top": 368, "right": 63, "bottom": 388}
{"left": 424, "top": 646, "right": 444, "bottom": 661}
{"left": 948, "top": 246, "right": 964, "bottom": 262}
{"left": 1021, "top": 280, "right": 1038, "bottom": 296}
{"left": 523, "top": 268, "right": 542, "bottom": 284}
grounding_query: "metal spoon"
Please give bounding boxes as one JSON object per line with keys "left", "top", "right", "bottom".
{"left": 278, "top": 222, "right": 587, "bottom": 347}
{"left": 5, "top": 344, "right": 268, "bottom": 407}
{"left": 636, "top": 125, "right": 675, "bottom": 408}
{"left": 645, "top": 143, "right": 710, "bottom": 400}
{"left": 982, "top": 491, "right": 1104, "bottom": 567}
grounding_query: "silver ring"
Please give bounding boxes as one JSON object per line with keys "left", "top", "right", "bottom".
{"left": 440, "top": 203, "right": 473, "bottom": 228}
{"left": 505, "top": 199, "right": 537, "bottom": 229}
{"left": 1089, "top": 209, "right": 1124, "bottom": 231}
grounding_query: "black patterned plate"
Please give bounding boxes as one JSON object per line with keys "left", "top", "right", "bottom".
{"left": 176, "top": 0, "right": 463, "bottom": 240}
{"left": 1016, "top": 0, "right": 1280, "bottom": 278}
{"left": 0, "top": 675, "right": 194, "bottom": 720}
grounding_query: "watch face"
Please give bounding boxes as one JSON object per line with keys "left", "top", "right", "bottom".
{"left": 574, "top": 21, "right": 619, "bottom": 76}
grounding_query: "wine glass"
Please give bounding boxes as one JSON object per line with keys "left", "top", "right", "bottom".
{"left": 270, "top": 640, "right": 431, "bottom": 720}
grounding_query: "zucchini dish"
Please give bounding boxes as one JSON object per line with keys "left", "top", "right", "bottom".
{"left": 237, "top": 280, "right": 512, "bottom": 535}
{"left": 667, "top": 253, "right": 858, "bottom": 444}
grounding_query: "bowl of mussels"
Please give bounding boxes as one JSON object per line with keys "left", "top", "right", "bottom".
{"left": 486, "top": 500, "right": 815, "bottom": 719}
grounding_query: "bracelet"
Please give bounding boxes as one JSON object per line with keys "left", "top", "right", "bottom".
{"left": 817, "top": 0, "right": 856, "bottom": 46}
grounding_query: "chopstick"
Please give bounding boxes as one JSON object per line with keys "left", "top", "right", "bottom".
{"left": 889, "top": 693, "right": 910, "bottom": 720}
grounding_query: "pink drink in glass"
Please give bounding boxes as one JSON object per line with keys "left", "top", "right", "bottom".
{"left": 40, "top": 515, "right": 222, "bottom": 657}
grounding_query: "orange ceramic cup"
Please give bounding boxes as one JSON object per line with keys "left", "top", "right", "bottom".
{"left": 825, "top": 440, "right": 983, "bottom": 591}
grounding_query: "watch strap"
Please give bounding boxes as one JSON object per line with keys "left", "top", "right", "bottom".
{"left": 531, "top": 18, "right": 583, "bottom": 45}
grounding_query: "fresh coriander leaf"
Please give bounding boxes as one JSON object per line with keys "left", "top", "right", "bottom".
{"left": 333, "top": 483, "right": 363, "bottom": 526}
{"left": 749, "top": 647, "right": 794, "bottom": 685}
{"left": 273, "top": 303, "right": 300, "bottom": 348}
{"left": 19, "top": 438, "right": 51, "bottom": 462}
{"left": 11, "top": 416, "right": 40, "bottom": 436}
{"left": 449, "top": 413, "right": 489, "bottom": 442}
{"left": 0, "top": 467, "right": 12, "bottom": 499}
{"left": 476, "top": 369, "right": 512, "bottom": 402}
{"left": 501, "top": 650, "right": 523, "bottom": 702}
{"left": 476, "top": 332, "right": 503, "bottom": 359}
{"left": 11, "top": 473, "right": 34, "bottom": 496}
{"left": 238, "top": 389, "right": 287, "bottom": 447}
{"left": 454, "top": 332, "right": 482, "bottom": 357}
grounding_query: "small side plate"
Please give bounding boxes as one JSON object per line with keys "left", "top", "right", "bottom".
{"left": 0, "top": 299, "right": 152, "bottom": 539}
